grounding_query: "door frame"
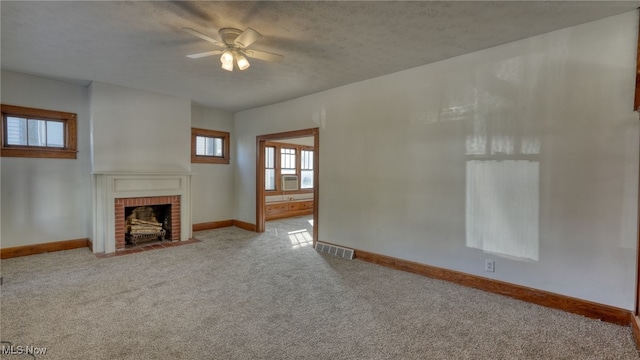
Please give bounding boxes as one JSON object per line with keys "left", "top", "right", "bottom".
{"left": 256, "top": 128, "right": 319, "bottom": 244}
{"left": 636, "top": 124, "right": 640, "bottom": 316}
{"left": 634, "top": 8, "right": 640, "bottom": 317}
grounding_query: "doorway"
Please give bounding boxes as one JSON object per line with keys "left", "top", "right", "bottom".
{"left": 256, "top": 128, "right": 319, "bottom": 245}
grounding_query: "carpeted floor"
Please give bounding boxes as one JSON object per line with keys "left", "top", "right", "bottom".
{"left": 1, "top": 215, "right": 639, "bottom": 359}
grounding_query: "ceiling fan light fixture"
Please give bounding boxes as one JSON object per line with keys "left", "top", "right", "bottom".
{"left": 221, "top": 61, "right": 234, "bottom": 72}
{"left": 236, "top": 52, "right": 250, "bottom": 71}
{"left": 184, "top": 27, "right": 282, "bottom": 72}
{"left": 220, "top": 50, "right": 233, "bottom": 64}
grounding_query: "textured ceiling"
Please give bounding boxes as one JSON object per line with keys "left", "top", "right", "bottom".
{"left": 2, "top": 1, "right": 639, "bottom": 112}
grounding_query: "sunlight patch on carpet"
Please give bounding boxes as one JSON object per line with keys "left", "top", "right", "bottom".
{"left": 289, "top": 229, "right": 313, "bottom": 249}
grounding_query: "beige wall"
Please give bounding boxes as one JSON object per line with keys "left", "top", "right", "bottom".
{"left": 1, "top": 71, "right": 92, "bottom": 248}
{"left": 191, "top": 104, "right": 235, "bottom": 223}
{"left": 234, "top": 12, "right": 639, "bottom": 309}
{"left": 90, "top": 82, "right": 191, "bottom": 173}
{"left": 1, "top": 75, "right": 236, "bottom": 247}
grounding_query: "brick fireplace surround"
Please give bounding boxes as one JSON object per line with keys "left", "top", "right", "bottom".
{"left": 93, "top": 172, "right": 192, "bottom": 254}
{"left": 115, "top": 196, "right": 181, "bottom": 250}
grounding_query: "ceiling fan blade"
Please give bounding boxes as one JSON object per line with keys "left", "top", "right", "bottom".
{"left": 234, "top": 28, "right": 262, "bottom": 48}
{"left": 243, "top": 49, "right": 283, "bottom": 63}
{"left": 181, "top": 27, "right": 224, "bottom": 47}
{"left": 186, "top": 50, "right": 223, "bottom": 59}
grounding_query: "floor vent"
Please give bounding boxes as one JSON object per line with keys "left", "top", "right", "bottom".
{"left": 315, "top": 242, "right": 354, "bottom": 260}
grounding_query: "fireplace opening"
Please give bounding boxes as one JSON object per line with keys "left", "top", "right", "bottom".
{"left": 125, "top": 205, "right": 171, "bottom": 247}
{"left": 115, "top": 196, "right": 181, "bottom": 251}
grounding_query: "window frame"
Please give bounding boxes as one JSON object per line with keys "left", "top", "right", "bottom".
{"left": 300, "top": 149, "right": 314, "bottom": 189}
{"left": 191, "top": 127, "right": 230, "bottom": 164}
{"left": 1, "top": 104, "right": 78, "bottom": 159}
{"left": 280, "top": 147, "right": 297, "bottom": 175}
{"left": 265, "top": 146, "right": 276, "bottom": 191}
{"left": 264, "top": 141, "right": 314, "bottom": 194}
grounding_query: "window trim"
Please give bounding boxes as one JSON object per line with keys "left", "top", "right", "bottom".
{"left": 265, "top": 145, "right": 276, "bottom": 191}
{"left": 264, "top": 140, "right": 314, "bottom": 194}
{"left": 191, "top": 127, "right": 230, "bottom": 164}
{"left": 300, "top": 149, "right": 314, "bottom": 189}
{"left": 280, "top": 147, "right": 297, "bottom": 174}
{"left": 1, "top": 104, "right": 78, "bottom": 159}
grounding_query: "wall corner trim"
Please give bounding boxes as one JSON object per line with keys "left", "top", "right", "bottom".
{"left": 354, "top": 249, "right": 631, "bottom": 326}
{"left": 631, "top": 314, "right": 640, "bottom": 350}
{"left": 192, "top": 219, "right": 256, "bottom": 232}
{"left": 233, "top": 220, "right": 257, "bottom": 232}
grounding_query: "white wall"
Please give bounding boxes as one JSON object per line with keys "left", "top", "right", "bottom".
{"left": 90, "top": 82, "right": 191, "bottom": 173}
{"left": 234, "top": 12, "right": 639, "bottom": 309}
{"left": 191, "top": 104, "right": 235, "bottom": 223}
{"left": 1, "top": 71, "right": 92, "bottom": 247}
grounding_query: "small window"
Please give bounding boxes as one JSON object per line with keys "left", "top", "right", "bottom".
{"left": 196, "top": 136, "right": 223, "bottom": 157}
{"left": 191, "top": 128, "right": 230, "bottom": 164}
{"left": 1, "top": 104, "right": 77, "bottom": 159}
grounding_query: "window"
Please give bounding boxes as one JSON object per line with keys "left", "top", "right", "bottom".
{"left": 301, "top": 150, "right": 313, "bottom": 189}
{"left": 196, "top": 136, "right": 223, "bottom": 157}
{"left": 280, "top": 148, "right": 296, "bottom": 175}
{"left": 265, "top": 146, "right": 276, "bottom": 190}
{"left": 264, "top": 141, "right": 314, "bottom": 192}
{"left": 1, "top": 104, "right": 77, "bottom": 159}
{"left": 191, "top": 128, "right": 230, "bottom": 164}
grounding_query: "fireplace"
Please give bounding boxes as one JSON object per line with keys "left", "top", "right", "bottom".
{"left": 93, "top": 172, "right": 192, "bottom": 254}
{"left": 115, "top": 196, "right": 181, "bottom": 250}
{"left": 126, "top": 204, "right": 170, "bottom": 245}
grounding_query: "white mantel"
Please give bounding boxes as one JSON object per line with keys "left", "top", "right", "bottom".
{"left": 92, "top": 172, "right": 192, "bottom": 253}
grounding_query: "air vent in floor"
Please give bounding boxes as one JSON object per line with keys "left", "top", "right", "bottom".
{"left": 315, "top": 241, "right": 354, "bottom": 259}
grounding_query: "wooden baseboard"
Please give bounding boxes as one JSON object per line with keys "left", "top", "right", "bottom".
{"left": 233, "top": 220, "right": 256, "bottom": 232}
{"left": 193, "top": 220, "right": 235, "bottom": 231}
{"left": 354, "top": 249, "right": 631, "bottom": 326}
{"left": 1, "top": 238, "right": 90, "bottom": 259}
{"left": 632, "top": 315, "right": 640, "bottom": 349}
{"left": 87, "top": 238, "right": 93, "bottom": 252}
{"left": 192, "top": 220, "right": 256, "bottom": 232}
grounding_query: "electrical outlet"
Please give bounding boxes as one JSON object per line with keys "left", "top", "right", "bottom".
{"left": 485, "top": 260, "right": 495, "bottom": 272}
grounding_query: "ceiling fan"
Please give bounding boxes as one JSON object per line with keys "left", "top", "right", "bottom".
{"left": 182, "top": 27, "right": 283, "bottom": 71}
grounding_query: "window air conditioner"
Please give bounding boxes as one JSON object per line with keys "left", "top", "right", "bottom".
{"left": 281, "top": 175, "right": 299, "bottom": 191}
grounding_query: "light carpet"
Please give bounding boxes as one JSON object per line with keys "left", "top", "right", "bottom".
{"left": 1, "top": 216, "right": 638, "bottom": 359}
